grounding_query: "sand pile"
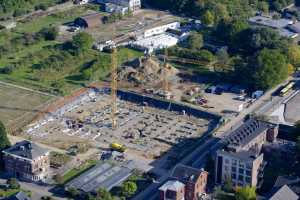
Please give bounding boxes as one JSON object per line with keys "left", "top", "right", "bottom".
{"left": 118, "top": 56, "right": 178, "bottom": 85}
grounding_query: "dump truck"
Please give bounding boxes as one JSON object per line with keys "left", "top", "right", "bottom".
{"left": 110, "top": 143, "right": 126, "bottom": 152}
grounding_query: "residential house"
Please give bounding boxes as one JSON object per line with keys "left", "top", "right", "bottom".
{"left": 2, "top": 140, "right": 50, "bottom": 182}
{"left": 159, "top": 180, "right": 185, "bottom": 200}
{"left": 170, "top": 165, "right": 208, "bottom": 200}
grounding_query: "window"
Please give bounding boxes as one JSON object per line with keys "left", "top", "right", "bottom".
{"left": 246, "top": 164, "right": 252, "bottom": 169}
{"left": 232, "top": 159, "right": 237, "bottom": 166}
{"left": 225, "top": 166, "right": 229, "bottom": 171}
{"left": 239, "top": 168, "right": 244, "bottom": 174}
{"left": 245, "top": 177, "right": 251, "bottom": 183}
{"left": 246, "top": 170, "right": 251, "bottom": 176}
{"left": 238, "top": 175, "right": 244, "bottom": 181}
{"left": 231, "top": 173, "right": 237, "bottom": 180}
{"left": 225, "top": 159, "right": 230, "bottom": 164}
{"left": 231, "top": 166, "right": 237, "bottom": 172}
{"left": 239, "top": 162, "right": 244, "bottom": 168}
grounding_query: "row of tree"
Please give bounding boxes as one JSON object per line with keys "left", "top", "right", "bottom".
{"left": 0, "top": 0, "right": 70, "bottom": 19}
{"left": 67, "top": 181, "right": 137, "bottom": 200}
{"left": 145, "top": 0, "right": 294, "bottom": 26}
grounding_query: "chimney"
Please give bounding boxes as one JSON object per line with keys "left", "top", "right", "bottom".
{"left": 20, "top": 146, "right": 25, "bottom": 151}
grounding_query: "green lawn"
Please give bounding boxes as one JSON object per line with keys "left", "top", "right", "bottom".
{"left": 0, "top": 44, "right": 142, "bottom": 95}
{"left": 16, "top": 6, "right": 91, "bottom": 33}
{"left": 0, "top": 188, "right": 31, "bottom": 198}
{"left": 62, "top": 160, "right": 98, "bottom": 184}
{"left": 0, "top": 3, "right": 142, "bottom": 96}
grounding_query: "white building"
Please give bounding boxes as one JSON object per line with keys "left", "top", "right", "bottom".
{"left": 105, "top": 3, "right": 129, "bottom": 14}
{"left": 97, "top": 0, "right": 141, "bottom": 11}
{"left": 131, "top": 33, "right": 179, "bottom": 53}
{"left": 143, "top": 22, "right": 180, "bottom": 38}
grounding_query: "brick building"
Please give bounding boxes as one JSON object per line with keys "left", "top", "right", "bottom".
{"left": 2, "top": 140, "right": 50, "bottom": 182}
{"left": 163, "top": 165, "right": 208, "bottom": 200}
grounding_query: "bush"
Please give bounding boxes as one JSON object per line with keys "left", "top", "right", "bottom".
{"left": 35, "top": 4, "right": 47, "bottom": 11}
{"left": 39, "top": 27, "right": 58, "bottom": 41}
{"left": 7, "top": 178, "right": 20, "bottom": 189}
{"left": 121, "top": 181, "right": 137, "bottom": 197}
{"left": 0, "top": 66, "right": 14, "bottom": 74}
{"left": 13, "top": 9, "right": 27, "bottom": 17}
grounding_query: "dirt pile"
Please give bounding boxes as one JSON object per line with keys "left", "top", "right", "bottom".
{"left": 118, "top": 56, "right": 178, "bottom": 86}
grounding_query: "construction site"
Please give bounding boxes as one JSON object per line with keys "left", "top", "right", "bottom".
{"left": 20, "top": 38, "right": 223, "bottom": 171}
{"left": 23, "top": 87, "right": 219, "bottom": 160}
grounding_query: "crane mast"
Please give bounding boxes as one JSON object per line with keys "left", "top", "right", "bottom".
{"left": 111, "top": 45, "right": 117, "bottom": 129}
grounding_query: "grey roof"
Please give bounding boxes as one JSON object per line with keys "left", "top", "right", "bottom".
{"left": 8, "top": 191, "right": 31, "bottom": 200}
{"left": 274, "top": 176, "right": 300, "bottom": 195}
{"left": 269, "top": 185, "right": 299, "bottom": 200}
{"left": 226, "top": 119, "right": 270, "bottom": 150}
{"left": 171, "top": 164, "right": 207, "bottom": 184}
{"left": 66, "top": 161, "right": 134, "bottom": 193}
{"left": 249, "top": 16, "right": 293, "bottom": 29}
{"left": 217, "top": 149, "right": 262, "bottom": 162}
{"left": 278, "top": 28, "right": 299, "bottom": 38}
{"left": 159, "top": 180, "right": 185, "bottom": 192}
{"left": 287, "top": 22, "right": 300, "bottom": 33}
{"left": 2, "top": 140, "right": 49, "bottom": 160}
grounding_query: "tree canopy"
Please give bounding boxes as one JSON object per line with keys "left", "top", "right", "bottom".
{"left": 71, "top": 32, "right": 94, "bottom": 54}
{"left": 186, "top": 32, "right": 204, "bottom": 50}
{"left": 235, "top": 186, "right": 256, "bottom": 200}
{"left": 120, "top": 181, "right": 138, "bottom": 197}
{"left": 96, "top": 188, "right": 115, "bottom": 200}
{"left": 253, "top": 48, "right": 288, "bottom": 90}
{"left": 0, "top": 121, "right": 10, "bottom": 150}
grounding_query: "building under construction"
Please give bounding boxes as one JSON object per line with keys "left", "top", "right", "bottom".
{"left": 24, "top": 87, "right": 220, "bottom": 159}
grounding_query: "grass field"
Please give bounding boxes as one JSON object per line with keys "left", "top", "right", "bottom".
{"left": 0, "top": 83, "right": 52, "bottom": 128}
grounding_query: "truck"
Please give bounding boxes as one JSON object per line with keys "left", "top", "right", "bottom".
{"left": 110, "top": 143, "right": 126, "bottom": 152}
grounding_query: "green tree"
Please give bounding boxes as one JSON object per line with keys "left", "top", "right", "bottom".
{"left": 258, "top": 1, "right": 269, "bottom": 13}
{"left": 235, "top": 186, "right": 256, "bottom": 200}
{"left": 121, "top": 181, "right": 138, "bottom": 197}
{"left": 0, "top": 121, "right": 10, "bottom": 150}
{"left": 223, "top": 178, "right": 234, "bottom": 193}
{"left": 72, "top": 32, "right": 94, "bottom": 54}
{"left": 201, "top": 10, "right": 214, "bottom": 26}
{"left": 66, "top": 187, "right": 80, "bottom": 198}
{"left": 287, "top": 45, "right": 300, "bottom": 67}
{"left": 39, "top": 27, "right": 58, "bottom": 41}
{"left": 96, "top": 188, "right": 115, "bottom": 200}
{"left": 253, "top": 49, "right": 288, "bottom": 90}
{"left": 186, "top": 32, "right": 203, "bottom": 50}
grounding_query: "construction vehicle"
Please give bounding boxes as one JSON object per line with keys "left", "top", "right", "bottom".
{"left": 110, "top": 143, "right": 126, "bottom": 152}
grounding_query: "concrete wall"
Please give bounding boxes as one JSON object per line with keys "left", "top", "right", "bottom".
{"left": 114, "top": 89, "right": 221, "bottom": 121}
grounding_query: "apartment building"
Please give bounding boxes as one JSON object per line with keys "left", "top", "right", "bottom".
{"left": 2, "top": 140, "right": 50, "bottom": 182}
{"left": 215, "top": 118, "right": 278, "bottom": 188}
{"left": 215, "top": 150, "right": 264, "bottom": 187}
